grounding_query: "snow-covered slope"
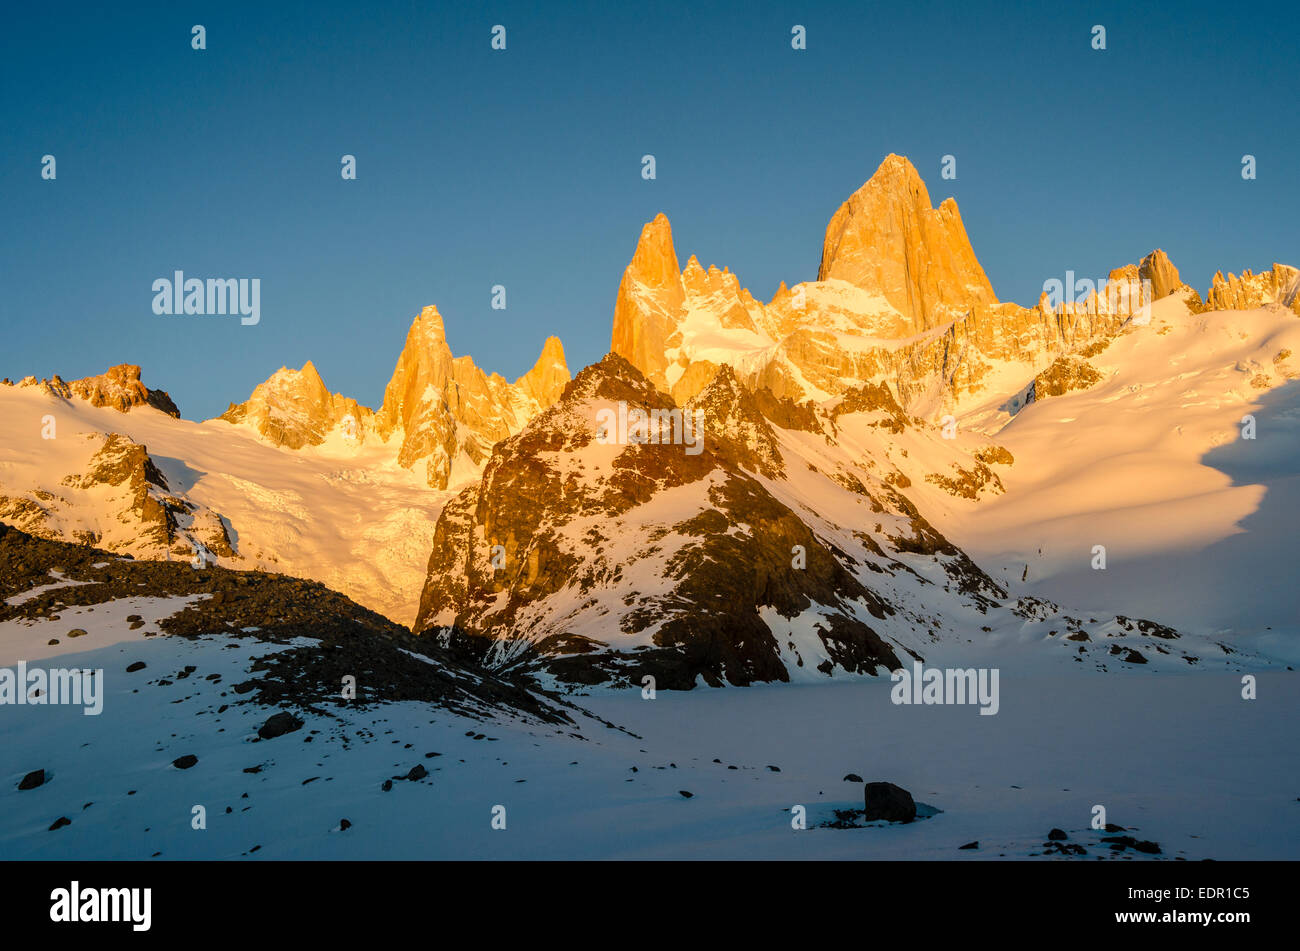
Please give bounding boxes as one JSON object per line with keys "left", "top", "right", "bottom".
{"left": 938, "top": 294, "right": 1300, "bottom": 650}
{"left": 0, "top": 378, "right": 450, "bottom": 625}
{"left": 5, "top": 524, "right": 1295, "bottom": 861}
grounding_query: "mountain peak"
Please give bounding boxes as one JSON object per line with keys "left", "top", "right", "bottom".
{"left": 610, "top": 214, "right": 689, "bottom": 392}
{"left": 410, "top": 305, "right": 447, "bottom": 343}
{"left": 866, "top": 152, "right": 927, "bottom": 191}
{"left": 53, "top": 364, "right": 182, "bottom": 418}
{"left": 817, "top": 153, "right": 996, "bottom": 331}
{"left": 1139, "top": 248, "right": 1185, "bottom": 300}
{"left": 516, "top": 336, "right": 570, "bottom": 406}
{"left": 219, "top": 359, "right": 366, "bottom": 450}
{"left": 374, "top": 307, "right": 573, "bottom": 488}
{"left": 561, "top": 351, "right": 664, "bottom": 406}
{"left": 627, "top": 212, "right": 681, "bottom": 288}
{"left": 686, "top": 364, "right": 783, "bottom": 477}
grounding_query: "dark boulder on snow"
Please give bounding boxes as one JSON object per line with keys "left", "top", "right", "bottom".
{"left": 17, "top": 769, "right": 46, "bottom": 791}
{"left": 257, "top": 711, "right": 304, "bottom": 740}
{"left": 843, "top": 773, "right": 864, "bottom": 783}
{"left": 1103, "top": 835, "right": 1161, "bottom": 854}
{"left": 863, "top": 781, "right": 916, "bottom": 823}
{"left": 172, "top": 754, "right": 198, "bottom": 770}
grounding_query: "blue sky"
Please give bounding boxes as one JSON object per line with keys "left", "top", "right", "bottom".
{"left": 3, "top": 0, "right": 1296, "bottom": 420}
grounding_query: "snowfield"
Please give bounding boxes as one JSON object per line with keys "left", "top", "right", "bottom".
{"left": 2, "top": 605, "right": 1295, "bottom": 859}
{"left": 937, "top": 296, "right": 1300, "bottom": 643}
{"left": 0, "top": 385, "right": 452, "bottom": 626}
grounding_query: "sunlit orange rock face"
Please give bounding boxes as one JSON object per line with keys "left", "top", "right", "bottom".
{"left": 221, "top": 304, "right": 571, "bottom": 489}
{"left": 817, "top": 153, "right": 997, "bottom": 333}
{"left": 1206, "top": 264, "right": 1300, "bottom": 315}
{"left": 609, "top": 154, "right": 1208, "bottom": 415}
{"left": 610, "top": 213, "right": 685, "bottom": 394}
{"left": 19, "top": 364, "right": 183, "bottom": 418}
{"left": 220, "top": 360, "right": 370, "bottom": 450}
{"left": 375, "top": 306, "right": 570, "bottom": 488}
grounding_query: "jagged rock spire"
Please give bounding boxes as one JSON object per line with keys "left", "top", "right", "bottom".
{"left": 817, "top": 154, "right": 996, "bottom": 331}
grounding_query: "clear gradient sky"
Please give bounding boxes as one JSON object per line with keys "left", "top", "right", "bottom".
{"left": 3, "top": 0, "right": 1297, "bottom": 420}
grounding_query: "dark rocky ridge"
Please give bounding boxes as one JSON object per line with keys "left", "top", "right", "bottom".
{"left": 0, "top": 522, "right": 567, "bottom": 724}
{"left": 414, "top": 354, "right": 933, "bottom": 688}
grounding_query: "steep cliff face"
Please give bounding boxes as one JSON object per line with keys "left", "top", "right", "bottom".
{"left": 216, "top": 305, "right": 570, "bottom": 490}
{"left": 609, "top": 214, "right": 686, "bottom": 393}
{"left": 1205, "top": 264, "right": 1300, "bottom": 315}
{"left": 608, "top": 155, "right": 1169, "bottom": 420}
{"left": 817, "top": 154, "right": 997, "bottom": 332}
{"left": 374, "top": 306, "right": 571, "bottom": 488}
{"left": 609, "top": 156, "right": 996, "bottom": 406}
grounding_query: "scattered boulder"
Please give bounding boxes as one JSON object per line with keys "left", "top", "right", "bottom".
{"left": 1048, "top": 828, "right": 1068, "bottom": 841}
{"left": 679, "top": 790, "right": 694, "bottom": 799}
{"left": 172, "top": 754, "right": 198, "bottom": 770}
{"left": 1102, "top": 835, "right": 1161, "bottom": 854}
{"left": 404, "top": 764, "right": 427, "bottom": 781}
{"left": 843, "top": 773, "right": 864, "bottom": 783}
{"left": 339, "top": 819, "right": 352, "bottom": 831}
{"left": 257, "top": 711, "right": 304, "bottom": 740}
{"left": 959, "top": 841, "right": 979, "bottom": 850}
{"left": 66, "top": 628, "right": 88, "bottom": 639}
{"left": 1043, "top": 841, "right": 1088, "bottom": 856}
{"left": 863, "top": 781, "right": 916, "bottom": 823}
{"left": 18, "top": 769, "right": 46, "bottom": 791}
{"left": 49, "top": 816, "right": 71, "bottom": 831}
{"left": 125, "top": 661, "right": 146, "bottom": 673}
